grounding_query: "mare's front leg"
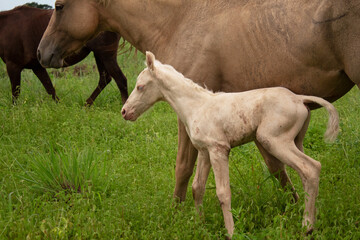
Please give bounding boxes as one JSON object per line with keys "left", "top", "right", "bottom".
{"left": 174, "top": 119, "right": 198, "bottom": 202}
{"left": 32, "top": 66, "right": 59, "bottom": 102}
{"left": 192, "top": 150, "right": 211, "bottom": 210}
{"left": 209, "top": 146, "right": 234, "bottom": 237}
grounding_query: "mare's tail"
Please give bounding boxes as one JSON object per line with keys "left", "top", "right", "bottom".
{"left": 300, "top": 96, "right": 339, "bottom": 142}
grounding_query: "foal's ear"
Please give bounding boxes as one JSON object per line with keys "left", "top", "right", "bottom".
{"left": 146, "top": 51, "right": 156, "bottom": 72}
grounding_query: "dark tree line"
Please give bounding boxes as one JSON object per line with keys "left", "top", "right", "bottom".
{"left": 25, "top": 2, "right": 53, "bottom": 9}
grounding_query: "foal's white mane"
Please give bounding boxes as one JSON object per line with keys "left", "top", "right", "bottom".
{"left": 154, "top": 60, "right": 222, "bottom": 96}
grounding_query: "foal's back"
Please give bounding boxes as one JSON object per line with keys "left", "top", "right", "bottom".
{"left": 191, "top": 87, "right": 308, "bottom": 148}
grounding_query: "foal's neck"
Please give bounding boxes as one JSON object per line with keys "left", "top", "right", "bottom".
{"left": 159, "top": 70, "right": 211, "bottom": 125}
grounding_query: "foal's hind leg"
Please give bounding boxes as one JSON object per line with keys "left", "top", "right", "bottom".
{"left": 255, "top": 109, "right": 311, "bottom": 203}
{"left": 294, "top": 107, "right": 311, "bottom": 153}
{"left": 258, "top": 136, "right": 321, "bottom": 233}
{"left": 255, "top": 140, "right": 299, "bottom": 202}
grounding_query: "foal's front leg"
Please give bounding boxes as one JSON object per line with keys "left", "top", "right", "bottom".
{"left": 192, "top": 150, "right": 211, "bottom": 210}
{"left": 209, "top": 146, "right": 234, "bottom": 237}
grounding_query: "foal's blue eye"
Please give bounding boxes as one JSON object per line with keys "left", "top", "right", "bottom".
{"left": 137, "top": 85, "right": 144, "bottom": 91}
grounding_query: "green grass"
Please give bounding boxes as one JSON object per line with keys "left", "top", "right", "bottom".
{"left": 0, "top": 51, "right": 359, "bottom": 239}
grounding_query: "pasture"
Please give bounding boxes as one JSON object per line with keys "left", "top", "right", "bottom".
{"left": 0, "top": 51, "right": 359, "bottom": 239}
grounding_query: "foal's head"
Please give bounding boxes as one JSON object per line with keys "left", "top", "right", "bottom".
{"left": 122, "top": 52, "right": 163, "bottom": 121}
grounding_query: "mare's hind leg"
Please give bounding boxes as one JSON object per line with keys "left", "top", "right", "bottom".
{"left": 255, "top": 140, "right": 299, "bottom": 202}
{"left": 32, "top": 66, "right": 59, "bottom": 102}
{"left": 6, "top": 62, "right": 21, "bottom": 103}
{"left": 258, "top": 135, "right": 321, "bottom": 234}
{"left": 85, "top": 54, "right": 112, "bottom": 106}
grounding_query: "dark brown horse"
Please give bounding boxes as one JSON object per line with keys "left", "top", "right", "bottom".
{"left": 0, "top": 5, "right": 128, "bottom": 105}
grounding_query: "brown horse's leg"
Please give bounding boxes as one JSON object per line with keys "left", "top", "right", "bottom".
{"left": 174, "top": 119, "right": 198, "bottom": 202}
{"left": 255, "top": 140, "right": 299, "bottom": 202}
{"left": 6, "top": 62, "right": 22, "bottom": 104}
{"left": 85, "top": 54, "right": 113, "bottom": 106}
{"left": 101, "top": 54, "right": 128, "bottom": 104}
{"left": 32, "top": 66, "right": 59, "bottom": 102}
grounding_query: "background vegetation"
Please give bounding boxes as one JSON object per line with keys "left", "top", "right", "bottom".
{"left": 0, "top": 50, "right": 359, "bottom": 239}
{"left": 25, "top": 2, "right": 52, "bottom": 9}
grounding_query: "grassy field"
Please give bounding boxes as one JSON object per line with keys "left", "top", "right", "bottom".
{"left": 0, "top": 51, "right": 359, "bottom": 239}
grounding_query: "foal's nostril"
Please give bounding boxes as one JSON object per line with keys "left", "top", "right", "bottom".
{"left": 121, "top": 108, "right": 126, "bottom": 116}
{"left": 37, "top": 49, "right": 41, "bottom": 61}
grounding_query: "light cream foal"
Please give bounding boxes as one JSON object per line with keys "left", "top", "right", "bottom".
{"left": 121, "top": 52, "right": 339, "bottom": 237}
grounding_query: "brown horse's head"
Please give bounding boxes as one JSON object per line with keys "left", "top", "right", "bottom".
{"left": 37, "top": 0, "right": 102, "bottom": 68}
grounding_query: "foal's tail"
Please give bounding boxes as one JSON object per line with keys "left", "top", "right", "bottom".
{"left": 300, "top": 96, "right": 339, "bottom": 142}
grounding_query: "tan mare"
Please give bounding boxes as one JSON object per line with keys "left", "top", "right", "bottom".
{"left": 37, "top": 0, "right": 359, "bottom": 221}
{"left": 121, "top": 52, "right": 339, "bottom": 236}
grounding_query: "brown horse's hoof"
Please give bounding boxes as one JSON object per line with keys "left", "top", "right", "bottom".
{"left": 54, "top": 96, "right": 60, "bottom": 103}
{"left": 84, "top": 100, "right": 94, "bottom": 107}
{"left": 291, "top": 192, "right": 300, "bottom": 203}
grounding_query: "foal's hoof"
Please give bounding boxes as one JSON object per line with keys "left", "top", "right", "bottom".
{"left": 306, "top": 227, "right": 314, "bottom": 236}
{"left": 225, "top": 234, "right": 232, "bottom": 240}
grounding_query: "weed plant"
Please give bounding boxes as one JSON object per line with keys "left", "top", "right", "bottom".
{"left": 17, "top": 146, "right": 109, "bottom": 194}
{"left": 0, "top": 50, "right": 359, "bottom": 239}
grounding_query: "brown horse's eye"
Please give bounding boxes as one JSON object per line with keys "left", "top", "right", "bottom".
{"left": 55, "top": 4, "right": 64, "bottom": 11}
{"left": 137, "top": 85, "right": 144, "bottom": 91}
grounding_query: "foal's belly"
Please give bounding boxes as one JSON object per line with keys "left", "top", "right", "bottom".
{"left": 191, "top": 96, "right": 260, "bottom": 149}
{"left": 222, "top": 115, "right": 257, "bottom": 148}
